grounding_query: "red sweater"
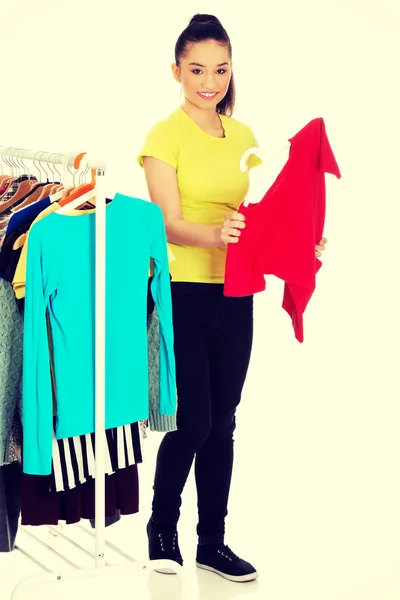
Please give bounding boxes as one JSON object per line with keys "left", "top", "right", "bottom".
{"left": 224, "top": 118, "right": 341, "bottom": 342}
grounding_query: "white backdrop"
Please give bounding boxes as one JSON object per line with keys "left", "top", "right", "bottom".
{"left": 1, "top": 1, "right": 399, "bottom": 599}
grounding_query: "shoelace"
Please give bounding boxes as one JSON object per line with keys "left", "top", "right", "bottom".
{"left": 216, "top": 545, "right": 240, "bottom": 562}
{"left": 158, "top": 532, "right": 178, "bottom": 554}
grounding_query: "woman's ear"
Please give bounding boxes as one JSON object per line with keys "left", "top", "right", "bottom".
{"left": 171, "top": 63, "right": 181, "bottom": 83}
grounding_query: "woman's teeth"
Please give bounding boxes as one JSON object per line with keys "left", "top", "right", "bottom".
{"left": 198, "top": 92, "right": 218, "bottom": 99}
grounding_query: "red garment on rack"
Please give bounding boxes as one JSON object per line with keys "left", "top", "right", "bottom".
{"left": 224, "top": 118, "right": 341, "bottom": 342}
{"left": 20, "top": 464, "right": 139, "bottom": 526}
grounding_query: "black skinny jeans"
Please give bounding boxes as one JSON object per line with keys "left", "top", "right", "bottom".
{"left": 151, "top": 283, "right": 253, "bottom": 545}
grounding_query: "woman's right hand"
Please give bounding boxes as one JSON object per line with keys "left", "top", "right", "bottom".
{"left": 220, "top": 212, "right": 246, "bottom": 246}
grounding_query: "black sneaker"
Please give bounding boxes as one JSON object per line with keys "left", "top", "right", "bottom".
{"left": 146, "top": 519, "right": 183, "bottom": 574}
{"left": 196, "top": 543, "right": 258, "bottom": 582}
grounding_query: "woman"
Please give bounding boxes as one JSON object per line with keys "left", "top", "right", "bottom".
{"left": 138, "top": 14, "right": 327, "bottom": 583}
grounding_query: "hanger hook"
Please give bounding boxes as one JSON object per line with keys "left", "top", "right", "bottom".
{"left": 1, "top": 148, "right": 9, "bottom": 173}
{"left": 47, "top": 152, "right": 57, "bottom": 183}
{"left": 32, "top": 151, "right": 39, "bottom": 180}
{"left": 0, "top": 148, "right": 9, "bottom": 174}
{"left": 72, "top": 152, "right": 87, "bottom": 187}
{"left": 33, "top": 151, "right": 44, "bottom": 181}
{"left": 16, "top": 149, "right": 25, "bottom": 176}
{"left": 39, "top": 151, "right": 50, "bottom": 181}
{"left": 39, "top": 151, "right": 48, "bottom": 181}
{"left": 80, "top": 158, "right": 90, "bottom": 185}
{"left": 13, "top": 149, "right": 20, "bottom": 177}
{"left": 14, "top": 149, "right": 22, "bottom": 175}
{"left": 67, "top": 156, "right": 76, "bottom": 187}
{"left": 78, "top": 166, "right": 82, "bottom": 185}
{"left": 0, "top": 147, "right": 7, "bottom": 175}
{"left": 13, "top": 149, "right": 20, "bottom": 176}
{"left": 79, "top": 161, "right": 84, "bottom": 185}
{"left": 9, "top": 148, "right": 17, "bottom": 176}
{"left": 6, "top": 148, "right": 14, "bottom": 176}
{"left": 15, "top": 149, "right": 23, "bottom": 176}
{"left": 38, "top": 151, "right": 48, "bottom": 181}
{"left": 7, "top": 148, "right": 15, "bottom": 177}
{"left": 19, "top": 149, "right": 29, "bottom": 174}
{"left": 9, "top": 148, "right": 16, "bottom": 176}
{"left": 84, "top": 160, "right": 91, "bottom": 184}
{"left": 6, "top": 148, "right": 15, "bottom": 177}
{"left": 54, "top": 154, "right": 63, "bottom": 184}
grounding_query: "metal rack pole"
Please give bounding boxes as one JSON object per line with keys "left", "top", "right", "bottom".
{"left": 94, "top": 166, "right": 106, "bottom": 569}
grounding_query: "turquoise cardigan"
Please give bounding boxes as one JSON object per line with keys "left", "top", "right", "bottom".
{"left": 22, "top": 194, "right": 177, "bottom": 475}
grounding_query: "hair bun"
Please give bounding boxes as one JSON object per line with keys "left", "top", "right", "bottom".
{"left": 188, "top": 13, "right": 222, "bottom": 27}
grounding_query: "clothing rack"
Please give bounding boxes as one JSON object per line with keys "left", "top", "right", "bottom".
{"left": 0, "top": 146, "right": 186, "bottom": 600}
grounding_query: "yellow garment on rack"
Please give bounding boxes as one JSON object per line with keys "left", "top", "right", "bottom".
{"left": 13, "top": 202, "right": 61, "bottom": 299}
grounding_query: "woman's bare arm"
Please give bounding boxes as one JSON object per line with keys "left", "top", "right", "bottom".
{"left": 143, "top": 157, "right": 225, "bottom": 247}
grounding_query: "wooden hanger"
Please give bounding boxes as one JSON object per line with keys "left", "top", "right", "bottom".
{"left": 0, "top": 180, "right": 37, "bottom": 214}
{"left": 0, "top": 177, "right": 19, "bottom": 200}
{"left": 60, "top": 186, "right": 75, "bottom": 200}
{"left": 13, "top": 232, "right": 27, "bottom": 251}
{"left": 10, "top": 155, "right": 66, "bottom": 241}
{"left": 32, "top": 152, "right": 59, "bottom": 201}
{"left": 34, "top": 182, "right": 56, "bottom": 202}
{"left": 0, "top": 176, "right": 12, "bottom": 183}
{"left": 13, "top": 182, "right": 50, "bottom": 212}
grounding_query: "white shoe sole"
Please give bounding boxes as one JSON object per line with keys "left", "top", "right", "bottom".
{"left": 196, "top": 562, "right": 259, "bottom": 582}
{"left": 154, "top": 568, "right": 178, "bottom": 575}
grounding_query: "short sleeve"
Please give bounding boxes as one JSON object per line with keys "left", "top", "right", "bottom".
{"left": 137, "top": 121, "right": 179, "bottom": 170}
{"left": 246, "top": 127, "right": 263, "bottom": 170}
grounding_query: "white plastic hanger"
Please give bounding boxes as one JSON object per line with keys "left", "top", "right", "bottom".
{"left": 240, "top": 142, "right": 291, "bottom": 207}
{"left": 49, "top": 188, "right": 67, "bottom": 203}
{"left": 55, "top": 189, "right": 96, "bottom": 214}
{"left": 240, "top": 147, "right": 264, "bottom": 172}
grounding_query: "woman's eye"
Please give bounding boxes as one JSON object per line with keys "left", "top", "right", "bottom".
{"left": 191, "top": 69, "right": 227, "bottom": 75}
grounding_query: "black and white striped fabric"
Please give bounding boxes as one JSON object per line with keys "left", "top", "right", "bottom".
{"left": 50, "top": 420, "right": 146, "bottom": 492}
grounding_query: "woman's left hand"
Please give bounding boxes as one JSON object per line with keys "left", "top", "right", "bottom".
{"left": 315, "top": 237, "right": 328, "bottom": 257}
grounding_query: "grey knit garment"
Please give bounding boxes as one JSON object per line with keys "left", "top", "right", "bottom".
{"left": 0, "top": 279, "right": 23, "bottom": 466}
{"left": 147, "top": 307, "right": 177, "bottom": 432}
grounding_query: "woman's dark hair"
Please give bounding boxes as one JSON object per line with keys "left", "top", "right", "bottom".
{"left": 175, "top": 14, "right": 235, "bottom": 117}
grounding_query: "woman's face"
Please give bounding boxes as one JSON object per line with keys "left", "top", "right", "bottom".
{"left": 172, "top": 40, "right": 232, "bottom": 110}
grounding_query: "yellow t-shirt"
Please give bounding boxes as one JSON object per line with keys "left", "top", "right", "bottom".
{"left": 137, "top": 108, "right": 261, "bottom": 284}
{"left": 13, "top": 202, "right": 61, "bottom": 299}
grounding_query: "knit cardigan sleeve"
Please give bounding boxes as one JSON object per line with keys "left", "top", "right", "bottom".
{"left": 147, "top": 308, "right": 177, "bottom": 432}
